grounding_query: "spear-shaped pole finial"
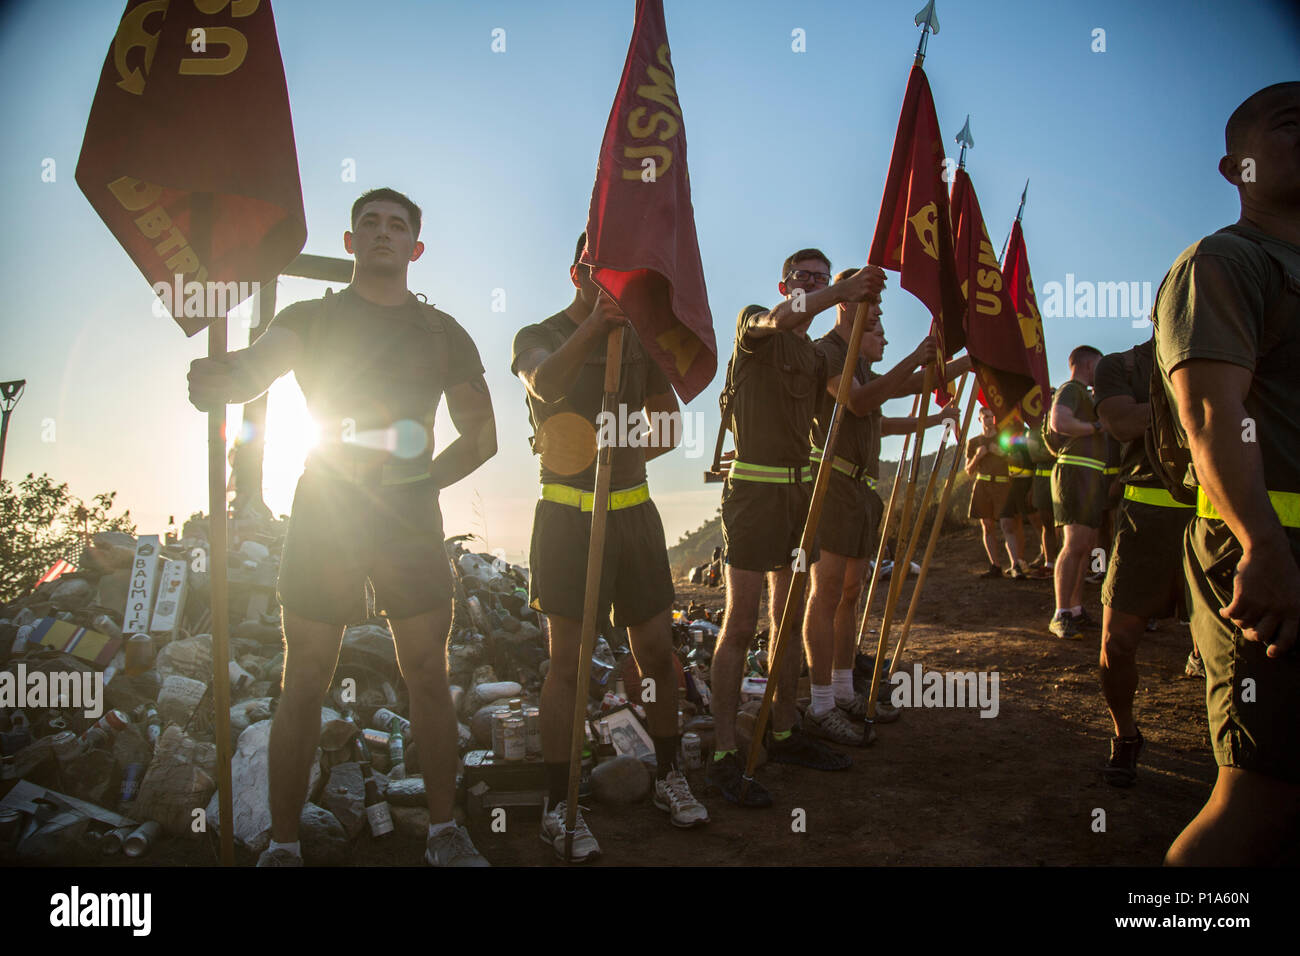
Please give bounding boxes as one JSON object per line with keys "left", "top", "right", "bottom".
{"left": 955, "top": 114, "right": 974, "bottom": 169}
{"left": 999, "top": 180, "right": 1030, "bottom": 267}
{"left": 1015, "top": 178, "right": 1029, "bottom": 222}
{"left": 913, "top": 0, "right": 940, "bottom": 66}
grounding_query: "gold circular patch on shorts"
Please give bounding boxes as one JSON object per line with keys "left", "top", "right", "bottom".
{"left": 537, "top": 412, "right": 597, "bottom": 476}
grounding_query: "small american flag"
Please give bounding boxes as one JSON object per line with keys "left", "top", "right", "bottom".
{"left": 34, "top": 538, "right": 87, "bottom": 588}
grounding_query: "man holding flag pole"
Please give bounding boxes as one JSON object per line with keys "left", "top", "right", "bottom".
{"left": 519, "top": 0, "right": 717, "bottom": 860}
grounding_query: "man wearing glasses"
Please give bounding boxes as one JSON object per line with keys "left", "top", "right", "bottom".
{"left": 705, "top": 249, "right": 885, "bottom": 806}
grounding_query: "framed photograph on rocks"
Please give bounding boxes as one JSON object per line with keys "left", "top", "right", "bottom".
{"left": 601, "top": 707, "right": 653, "bottom": 761}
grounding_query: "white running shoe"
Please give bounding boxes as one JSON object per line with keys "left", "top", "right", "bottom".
{"left": 653, "top": 770, "right": 710, "bottom": 828}
{"left": 540, "top": 800, "right": 601, "bottom": 863}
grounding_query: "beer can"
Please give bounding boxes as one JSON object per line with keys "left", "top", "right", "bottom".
{"left": 361, "top": 728, "right": 390, "bottom": 753}
{"left": 101, "top": 825, "right": 133, "bottom": 856}
{"left": 372, "top": 708, "right": 410, "bottom": 738}
{"left": 46, "top": 716, "right": 68, "bottom": 732}
{"left": 123, "top": 820, "right": 161, "bottom": 858}
{"left": 491, "top": 711, "right": 511, "bottom": 758}
{"left": 124, "top": 633, "right": 154, "bottom": 675}
{"left": 681, "top": 732, "right": 703, "bottom": 770}
{"left": 503, "top": 718, "right": 526, "bottom": 761}
{"left": 597, "top": 720, "right": 612, "bottom": 746}
{"left": 523, "top": 706, "right": 541, "bottom": 755}
{"left": 120, "top": 763, "right": 143, "bottom": 802}
{"left": 0, "top": 808, "right": 24, "bottom": 845}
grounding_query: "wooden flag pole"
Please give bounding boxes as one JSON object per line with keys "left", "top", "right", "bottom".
{"left": 194, "top": 193, "right": 235, "bottom": 868}
{"left": 856, "top": 390, "right": 922, "bottom": 647}
{"left": 863, "top": 364, "right": 932, "bottom": 718}
{"left": 563, "top": 325, "right": 624, "bottom": 861}
{"left": 897, "top": 370, "right": 969, "bottom": 576}
{"left": 737, "top": 300, "right": 874, "bottom": 802}
{"left": 889, "top": 374, "right": 981, "bottom": 674}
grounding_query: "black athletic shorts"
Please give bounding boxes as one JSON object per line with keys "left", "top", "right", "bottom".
{"left": 1186, "top": 517, "right": 1300, "bottom": 784}
{"left": 1052, "top": 462, "right": 1107, "bottom": 529}
{"left": 817, "top": 474, "right": 876, "bottom": 560}
{"left": 999, "top": 477, "right": 1035, "bottom": 519}
{"left": 721, "top": 477, "right": 821, "bottom": 572}
{"left": 528, "top": 494, "right": 674, "bottom": 628}
{"left": 278, "top": 469, "right": 454, "bottom": 626}
{"left": 1101, "top": 495, "right": 1192, "bottom": 618}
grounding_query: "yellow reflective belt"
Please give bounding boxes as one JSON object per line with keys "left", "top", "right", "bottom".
{"left": 809, "top": 445, "right": 873, "bottom": 485}
{"left": 541, "top": 481, "right": 650, "bottom": 512}
{"left": 1123, "top": 484, "right": 1194, "bottom": 509}
{"left": 729, "top": 458, "right": 813, "bottom": 484}
{"left": 975, "top": 474, "right": 1010, "bottom": 483}
{"left": 1196, "top": 487, "right": 1300, "bottom": 528}
{"left": 1057, "top": 454, "right": 1107, "bottom": 472}
{"left": 1034, "top": 467, "right": 1053, "bottom": 478}
{"left": 1104, "top": 466, "right": 1121, "bottom": 475}
{"left": 1007, "top": 465, "right": 1034, "bottom": 477}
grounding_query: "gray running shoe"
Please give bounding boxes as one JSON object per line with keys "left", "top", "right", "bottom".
{"left": 804, "top": 706, "right": 873, "bottom": 747}
{"left": 653, "top": 770, "right": 710, "bottom": 828}
{"left": 425, "top": 824, "right": 490, "bottom": 867}
{"left": 540, "top": 800, "right": 600, "bottom": 863}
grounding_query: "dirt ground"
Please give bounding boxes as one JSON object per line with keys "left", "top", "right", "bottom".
{"left": 100, "top": 523, "right": 1213, "bottom": 869}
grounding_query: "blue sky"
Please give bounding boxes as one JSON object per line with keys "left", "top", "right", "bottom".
{"left": 1, "top": 0, "right": 1297, "bottom": 563}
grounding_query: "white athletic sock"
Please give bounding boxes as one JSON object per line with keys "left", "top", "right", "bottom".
{"left": 1070, "top": 605, "right": 1083, "bottom": 616}
{"left": 268, "top": 840, "right": 301, "bottom": 857}
{"left": 1054, "top": 608, "right": 1069, "bottom": 618}
{"left": 831, "top": 669, "right": 855, "bottom": 701}
{"left": 811, "top": 684, "right": 835, "bottom": 716}
{"left": 428, "top": 820, "right": 456, "bottom": 839}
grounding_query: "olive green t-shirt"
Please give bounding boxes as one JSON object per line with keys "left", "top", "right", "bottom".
{"left": 1153, "top": 222, "right": 1300, "bottom": 511}
{"left": 812, "top": 328, "right": 881, "bottom": 476}
{"left": 267, "top": 287, "right": 484, "bottom": 462}
{"left": 510, "top": 311, "right": 673, "bottom": 492}
{"left": 1025, "top": 422, "right": 1054, "bottom": 466}
{"left": 1093, "top": 340, "right": 1158, "bottom": 486}
{"left": 1051, "top": 379, "right": 1106, "bottom": 460}
{"left": 966, "top": 433, "right": 1009, "bottom": 478}
{"left": 727, "top": 305, "right": 828, "bottom": 468}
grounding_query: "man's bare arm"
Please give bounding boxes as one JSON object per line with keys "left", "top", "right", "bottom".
{"left": 1050, "top": 401, "right": 1099, "bottom": 437}
{"left": 1171, "top": 358, "right": 1299, "bottom": 655}
{"left": 188, "top": 325, "right": 301, "bottom": 410}
{"left": 747, "top": 267, "right": 886, "bottom": 340}
{"left": 829, "top": 337, "right": 939, "bottom": 416}
{"left": 642, "top": 389, "right": 681, "bottom": 463}
{"left": 1095, "top": 394, "right": 1151, "bottom": 443}
{"left": 516, "top": 295, "right": 624, "bottom": 404}
{"left": 896, "top": 355, "right": 972, "bottom": 395}
{"left": 430, "top": 376, "right": 498, "bottom": 490}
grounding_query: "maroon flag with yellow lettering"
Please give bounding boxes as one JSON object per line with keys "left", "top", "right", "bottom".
{"left": 951, "top": 168, "right": 1037, "bottom": 426}
{"left": 1002, "top": 218, "right": 1049, "bottom": 424}
{"left": 76, "top": 0, "right": 306, "bottom": 336}
{"left": 581, "top": 0, "right": 716, "bottom": 404}
{"left": 868, "top": 65, "right": 965, "bottom": 361}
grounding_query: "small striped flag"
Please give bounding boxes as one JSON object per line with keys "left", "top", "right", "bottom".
{"left": 33, "top": 539, "right": 87, "bottom": 588}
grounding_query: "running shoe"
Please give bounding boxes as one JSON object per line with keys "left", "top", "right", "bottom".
{"left": 653, "top": 770, "right": 710, "bottom": 827}
{"left": 805, "top": 705, "right": 872, "bottom": 747}
{"left": 704, "top": 751, "right": 773, "bottom": 808}
{"left": 767, "top": 726, "right": 853, "bottom": 770}
{"left": 540, "top": 799, "right": 600, "bottom": 863}
{"left": 1049, "top": 611, "right": 1082, "bottom": 640}
{"left": 425, "top": 824, "right": 490, "bottom": 867}
{"left": 1103, "top": 730, "right": 1144, "bottom": 788}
